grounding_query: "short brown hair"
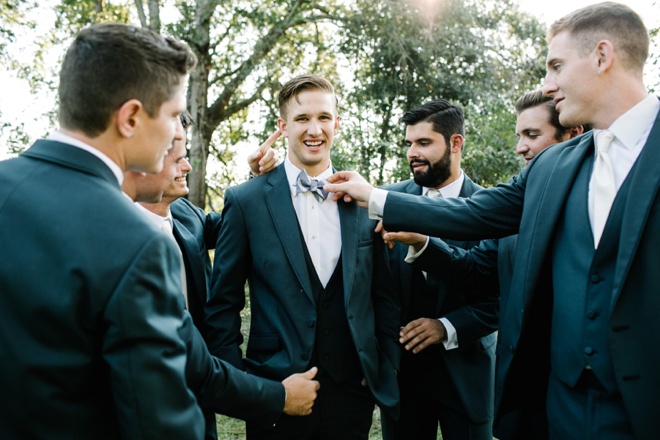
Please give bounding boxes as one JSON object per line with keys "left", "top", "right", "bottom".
{"left": 58, "top": 23, "right": 196, "bottom": 137}
{"left": 277, "top": 74, "right": 337, "bottom": 119}
{"left": 547, "top": 2, "right": 649, "bottom": 72}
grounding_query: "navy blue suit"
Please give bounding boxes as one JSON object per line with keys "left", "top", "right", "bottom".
{"left": 205, "top": 163, "right": 400, "bottom": 438}
{"left": 380, "top": 176, "right": 498, "bottom": 440}
{"left": 381, "top": 109, "right": 660, "bottom": 439}
{"left": 0, "top": 140, "right": 204, "bottom": 439}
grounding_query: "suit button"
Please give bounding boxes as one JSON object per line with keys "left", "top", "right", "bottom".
{"left": 301, "top": 353, "right": 309, "bottom": 361}
{"left": 590, "top": 274, "right": 601, "bottom": 283}
{"left": 323, "top": 328, "right": 330, "bottom": 336}
{"left": 307, "top": 320, "right": 315, "bottom": 328}
{"left": 587, "top": 310, "right": 598, "bottom": 319}
{"left": 584, "top": 346, "right": 595, "bottom": 356}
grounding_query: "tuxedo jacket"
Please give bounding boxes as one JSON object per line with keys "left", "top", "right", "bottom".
{"left": 0, "top": 140, "right": 204, "bottom": 440}
{"left": 204, "top": 163, "right": 400, "bottom": 417}
{"left": 382, "top": 107, "right": 660, "bottom": 439}
{"left": 383, "top": 177, "right": 499, "bottom": 425}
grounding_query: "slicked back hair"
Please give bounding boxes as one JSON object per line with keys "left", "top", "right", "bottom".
{"left": 401, "top": 99, "right": 465, "bottom": 149}
{"left": 58, "top": 22, "right": 196, "bottom": 137}
{"left": 547, "top": 2, "right": 649, "bottom": 73}
{"left": 278, "top": 74, "right": 337, "bottom": 119}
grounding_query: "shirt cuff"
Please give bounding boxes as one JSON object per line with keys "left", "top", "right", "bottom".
{"left": 404, "top": 237, "right": 430, "bottom": 263}
{"left": 439, "top": 317, "right": 458, "bottom": 350}
{"left": 368, "top": 188, "right": 388, "bottom": 220}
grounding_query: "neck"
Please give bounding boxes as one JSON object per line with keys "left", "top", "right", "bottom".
{"left": 139, "top": 201, "right": 171, "bottom": 218}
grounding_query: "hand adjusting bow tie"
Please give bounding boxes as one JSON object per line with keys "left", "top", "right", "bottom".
{"left": 295, "top": 169, "right": 328, "bottom": 202}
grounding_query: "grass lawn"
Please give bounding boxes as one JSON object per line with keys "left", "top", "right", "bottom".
{"left": 216, "top": 408, "right": 389, "bottom": 439}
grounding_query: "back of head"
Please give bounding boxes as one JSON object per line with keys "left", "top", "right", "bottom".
{"left": 401, "top": 99, "right": 465, "bottom": 147}
{"left": 58, "top": 22, "right": 196, "bottom": 137}
{"left": 547, "top": 2, "right": 649, "bottom": 73}
{"left": 278, "top": 74, "right": 337, "bottom": 119}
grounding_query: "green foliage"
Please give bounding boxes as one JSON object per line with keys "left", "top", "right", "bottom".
{"left": 334, "top": 0, "right": 547, "bottom": 187}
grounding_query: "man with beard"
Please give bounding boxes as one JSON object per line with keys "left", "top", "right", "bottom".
{"left": 379, "top": 99, "right": 499, "bottom": 440}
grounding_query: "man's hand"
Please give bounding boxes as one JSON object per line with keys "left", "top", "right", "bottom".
{"left": 247, "top": 129, "right": 281, "bottom": 176}
{"left": 375, "top": 221, "right": 427, "bottom": 251}
{"left": 324, "top": 171, "right": 374, "bottom": 207}
{"left": 399, "top": 318, "right": 447, "bottom": 354}
{"left": 281, "top": 366, "right": 320, "bottom": 416}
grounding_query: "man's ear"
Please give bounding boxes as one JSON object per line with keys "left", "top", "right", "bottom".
{"left": 569, "top": 125, "right": 585, "bottom": 139}
{"left": 116, "top": 99, "right": 143, "bottom": 138}
{"left": 450, "top": 133, "right": 464, "bottom": 153}
{"left": 595, "top": 39, "right": 614, "bottom": 74}
{"left": 277, "top": 117, "right": 287, "bottom": 137}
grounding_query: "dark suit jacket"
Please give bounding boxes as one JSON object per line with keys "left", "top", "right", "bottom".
{"left": 204, "top": 163, "right": 400, "bottom": 417}
{"left": 171, "top": 197, "right": 222, "bottom": 329}
{"left": 382, "top": 110, "right": 660, "bottom": 439}
{"left": 169, "top": 198, "right": 285, "bottom": 438}
{"left": 384, "top": 177, "right": 498, "bottom": 425}
{"left": 0, "top": 140, "right": 204, "bottom": 440}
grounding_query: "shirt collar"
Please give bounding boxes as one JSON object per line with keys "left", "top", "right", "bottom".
{"left": 423, "top": 169, "right": 465, "bottom": 199}
{"left": 47, "top": 131, "right": 124, "bottom": 185}
{"left": 134, "top": 202, "right": 171, "bottom": 228}
{"left": 284, "top": 157, "right": 333, "bottom": 197}
{"left": 603, "top": 95, "right": 660, "bottom": 152}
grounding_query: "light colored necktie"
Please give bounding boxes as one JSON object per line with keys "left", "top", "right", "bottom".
{"left": 426, "top": 188, "right": 443, "bottom": 198}
{"left": 295, "top": 169, "right": 328, "bottom": 202}
{"left": 161, "top": 218, "right": 189, "bottom": 307}
{"left": 592, "top": 130, "right": 616, "bottom": 248}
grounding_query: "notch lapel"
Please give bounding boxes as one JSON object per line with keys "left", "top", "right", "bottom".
{"left": 264, "top": 168, "right": 315, "bottom": 303}
{"left": 339, "top": 200, "right": 358, "bottom": 306}
{"left": 611, "top": 115, "right": 660, "bottom": 307}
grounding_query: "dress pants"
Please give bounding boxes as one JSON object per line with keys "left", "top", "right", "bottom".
{"left": 546, "top": 370, "right": 634, "bottom": 440}
{"left": 246, "top": 367, "right": 375, "bottom": 440}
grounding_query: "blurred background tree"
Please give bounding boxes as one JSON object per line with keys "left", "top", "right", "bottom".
{"left": 1, "top": 0, "right": 657, "bottom": 210}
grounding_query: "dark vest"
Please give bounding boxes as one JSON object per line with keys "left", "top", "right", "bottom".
{"left": 551, "top": 149, "right": 636, "bottom": 393}
{"left": 299, "top": 236, "right": 361, "bottom": 383}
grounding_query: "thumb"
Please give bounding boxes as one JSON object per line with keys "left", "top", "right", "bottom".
{"left": 301, "top": 366, "right": 318, "bottom": 379}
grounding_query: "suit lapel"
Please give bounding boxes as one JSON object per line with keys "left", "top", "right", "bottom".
{"left": 397, "top": 181, "right": 423, "bottom": 315}
{"left": 172, "top": 218, "right": 206, "bottom": 297}
{"left": 517, "top": 134, "right": 594, "bottom": 302}
{"left": 339, "top": 200, "right": 358, "bottom": 306}
{"left": 611, "top": 115, "right": 660, "bottom": 307}
{"left": 265, "top": 167, "right": 314, "bottom": 303}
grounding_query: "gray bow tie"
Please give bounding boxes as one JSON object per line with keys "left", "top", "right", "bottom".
{"left": 295, "top": 170, "right": 328, "bottom": 202}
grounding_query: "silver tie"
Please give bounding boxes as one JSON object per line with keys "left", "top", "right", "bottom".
{"left": 592, "top": 130, "right": 616, "bottom": 248}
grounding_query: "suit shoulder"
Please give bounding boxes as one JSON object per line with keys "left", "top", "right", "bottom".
{"left": 381, "top": 179, "right": 415, "bottom": 193}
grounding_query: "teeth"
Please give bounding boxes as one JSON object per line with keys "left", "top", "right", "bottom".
{"left": 306, "top": 141, "right": 322, "bottom": 147}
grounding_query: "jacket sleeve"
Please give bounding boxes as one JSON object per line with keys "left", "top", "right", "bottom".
{"left": 103, "top": 236, "right": 204, "bottom": 440}
{"left": 204, "top": 187, "right": 249, "bottom": 369}
{"left": 180, "top": 310, "right": 285, "bottom": 427}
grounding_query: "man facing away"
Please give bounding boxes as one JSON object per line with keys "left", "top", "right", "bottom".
{"left": 378, "top": 100, "right": 499, "bottom": 440}
{"left": 0, "top": 23, "right": 204, "bottom": 439}
{"left": 121, "top": 113, "right": 319, "bottom": 440}
{"left": 326, "top": 3, "right": 660, "bottom": 439}
{"left": 204, "top": 74, "right": 400, "bottom": 440}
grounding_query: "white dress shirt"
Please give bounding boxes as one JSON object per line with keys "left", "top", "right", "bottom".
{"left": 284, "top": 158, "right": 342, "bottom": 287}
{"left": 588, "top": 95, "right": 660, "bottom": 236}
